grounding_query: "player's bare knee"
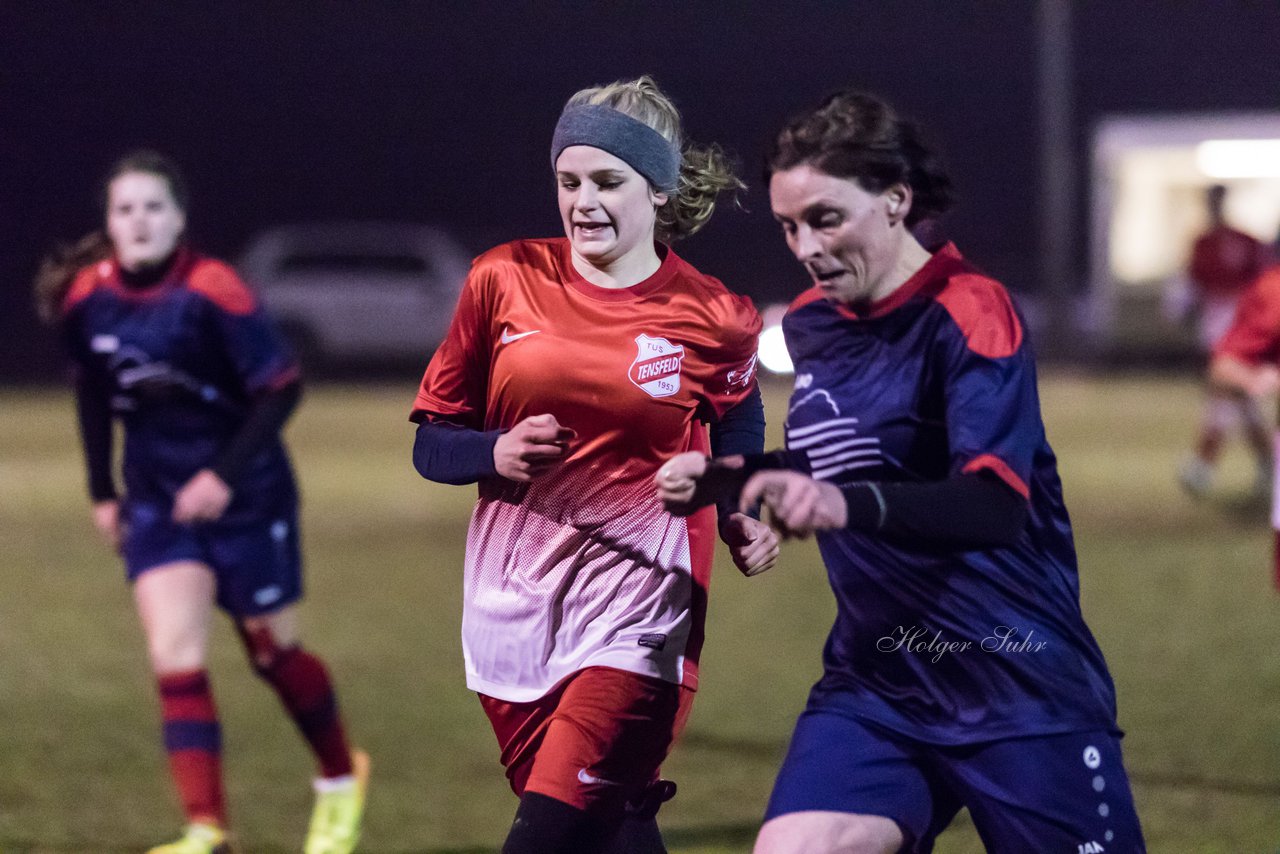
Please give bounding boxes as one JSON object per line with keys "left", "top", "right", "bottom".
{"left": 237, "top": 618, "right": 289, "bottom": 674}
{"left": 146, "top": 631, "right": 207, "bottom": 674}
{"left": 755, "top": 811, "right": 903, "bottom": 854}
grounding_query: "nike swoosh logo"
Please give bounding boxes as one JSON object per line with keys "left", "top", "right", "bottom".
{"left": 500, "top": 326, "right": 541, "bottom": 344}
{"left": 577, "top": 768, "right": 622, "bottom": 787}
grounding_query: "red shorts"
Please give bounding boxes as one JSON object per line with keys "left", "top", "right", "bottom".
{"left": 479, "top": 666, "right": 695, "bottom": 813}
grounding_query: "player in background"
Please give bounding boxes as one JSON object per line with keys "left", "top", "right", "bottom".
{"left": 409, "top": 76, "right": 777, "bottom": 853}
{"left": 35, "top": 151, "right": 368, "bottom": 854}
{"left": 1208, "top": 256, "right": 1280, "bottom": 585}
{"left": 1170, "top": 184, "right": 1271, "bottom": 497}
{"left": 657, "top": 90, "right": 1145, "bottom": 853}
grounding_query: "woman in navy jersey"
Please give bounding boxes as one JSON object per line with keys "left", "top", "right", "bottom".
{"left": 657, "top": 91, "right": 1145, "bottom": 853}
{"left": 36, "top": 151, "right": 367, "bottom": 854}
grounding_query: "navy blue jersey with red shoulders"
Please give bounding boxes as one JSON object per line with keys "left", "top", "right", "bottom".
{"left": 782, "top": 242, "right": 1118, "bottom": 744}
{"left": 60, "top": 247, "right": 299, "bottom": 518}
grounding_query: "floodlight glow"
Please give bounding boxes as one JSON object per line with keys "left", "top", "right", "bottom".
{"left": 757, "top": 324, "right": 793, "bottom": 374}
{"left": 1195, "top": 139, "right": 1280, "bottom": 178}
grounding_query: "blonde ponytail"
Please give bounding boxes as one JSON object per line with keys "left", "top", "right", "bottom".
{"left": 565, "top": 75, "right": 743, "bottom": 241}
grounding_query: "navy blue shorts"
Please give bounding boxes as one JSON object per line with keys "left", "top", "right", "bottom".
{"left": 765, "top": 708, "right": 1144, "bottom": 853}
{"left": 122, "top": 498, "right": 303, "bottom": 617}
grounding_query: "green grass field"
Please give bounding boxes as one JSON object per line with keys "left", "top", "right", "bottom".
{"left": 2, "top": 374, "right": 1279, "bottom": 853}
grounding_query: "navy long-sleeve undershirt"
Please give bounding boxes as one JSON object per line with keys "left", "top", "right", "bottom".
{"left": 412, "top": 384, "right": 767, "bottom": 487}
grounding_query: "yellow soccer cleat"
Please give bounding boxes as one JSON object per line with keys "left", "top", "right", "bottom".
{"left": 304, "top": 750, "right": 371, "bottom": 854}
{"left": 146, "top": 822, "right": 230, "bottom": 854}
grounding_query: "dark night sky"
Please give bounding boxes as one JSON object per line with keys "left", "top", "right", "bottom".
{"left": 3, "top": 1, "right": 1279, "bottom": 380}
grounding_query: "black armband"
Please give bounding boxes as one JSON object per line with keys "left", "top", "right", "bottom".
{"left": 670, "top": 449, "right": 800, "bottom": 518}
{"left": 840, "top": 473, "right": 1028, "bottom": 548}
{"left": 841, "top": 482, "right": 888, "bottom": 530}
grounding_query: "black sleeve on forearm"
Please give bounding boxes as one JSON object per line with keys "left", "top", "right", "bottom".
{"left": 709, "top": 386, "right": 766, "bottom": 523}
{"left": 841, "top": 473, "right": 1029, "bottom": 548}
{"left": 710, "top": 385, "right": 765, "bottom": 457}
{"left": 210, "top": 379, "right": 302, "bottom": 486}
{"left": 412, "top": 418, "right": 502, "bottom": 485}
{"left": 75, "top": 371, "right": 117, "bottom": 502}
{"left": 675, "top": 448, "right": 802, "bottom": 518}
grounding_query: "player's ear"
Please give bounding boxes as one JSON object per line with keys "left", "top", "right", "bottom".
{"left": 885, "top": 184, "right": 911, "bottom": 225}
{"left": 649, "top": 186, "right": 669, "bottom": 208}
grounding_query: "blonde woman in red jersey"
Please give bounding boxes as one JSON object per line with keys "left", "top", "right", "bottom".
{"left": 409, "top": 77, "right": 778, "bottom": 853}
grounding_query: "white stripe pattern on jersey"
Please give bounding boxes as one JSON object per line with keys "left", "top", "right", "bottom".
{"left": 786, "top": 415, "right": 883, "bottom": 483}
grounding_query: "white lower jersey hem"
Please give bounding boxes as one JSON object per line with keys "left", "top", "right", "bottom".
{"left": 466, "top": 652, "right": 687, "bottom": 703}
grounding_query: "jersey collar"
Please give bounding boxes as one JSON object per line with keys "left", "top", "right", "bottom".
{"left": 101, "top": 245, "right": 197, "bottom": 298}
{"left": 790, "top": 242, "right": 966, "bottom": 321}
{"left": 558, "top": 238, "right": 681, "bottom": 302}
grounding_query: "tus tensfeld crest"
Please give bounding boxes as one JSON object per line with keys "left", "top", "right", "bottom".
{"left": 629, "top": 334, "right": 685, "bottom": 398}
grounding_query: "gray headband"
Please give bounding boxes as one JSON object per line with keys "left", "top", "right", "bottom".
{"left": 550, "top": 104, "right": 681, "bottom": 194}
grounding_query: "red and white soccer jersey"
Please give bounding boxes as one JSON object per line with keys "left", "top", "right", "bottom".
{"left": 1190, "top": 226, "right": 1269, "bottom": 349}
{"left": 411, "top": 238, "right": 760, "bottom": 702}
{"left": 1215, "top": 265, "right": 1280, "bottom": 367}
{"left": 1190, "top": 226, "right": 1268, "bottom": 297}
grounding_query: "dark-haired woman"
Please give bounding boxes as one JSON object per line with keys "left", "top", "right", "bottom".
{"left": 657, "top": 91, "right": 1144, "bottom": 853}
{"left": 38, "top": 152, "right": 367, "bottom": 854}
{"left": 410, "top": 76, "right": 775, "bottom": 853}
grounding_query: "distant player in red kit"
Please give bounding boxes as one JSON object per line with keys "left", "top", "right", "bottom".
{"left": 1210, "top": 259, "right": 1280, "bottom": 583}
{"left": 36, "top": 151, "right": 367, "bottom": 854}
{"left": 1175, "top": 184, "right": 1271, "bottom": 497}
{"left": 409, "top": 77, "right": 777, "bottom": 853}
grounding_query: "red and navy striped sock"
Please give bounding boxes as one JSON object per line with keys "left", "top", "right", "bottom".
{"left": 157, "top": 669, "right": 226, "bottom": 826}
{"left": 261, "top": 648, "right": 353, "bottom": 778}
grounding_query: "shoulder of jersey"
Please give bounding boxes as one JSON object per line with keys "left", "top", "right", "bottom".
{"left": 188, "top": 257, "right": 258, "bottom": 315}
{"left": 1251, "top": 264, "right": 1280, "bottom": 298}
{"left": 1227, "top": 226, "right": 1263, "bottom": 246}
{"left": 473, "top": 239, "right": 559, "bottom": 272}
{"left": 785, "top": 286, "right": 828, "bottom": 316}
{"left": 465, "top": 239, "right": 561, "bottom": 291}
{"left": 664, "top": 256, "right": 760, "bottom": 323}
{"left": 933, "top": 268, "right": 1023, "bottom": 359}
{"left": 1200, "top": 226, "right": 1258, "bottom": 250}
{"left": 60, "top": 262, "right": 111, "bottom": 316}
{"left": 673, "top": 260, "right": 731, "bottom": 297}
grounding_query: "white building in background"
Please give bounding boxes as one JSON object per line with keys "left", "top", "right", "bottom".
{"left": 1087, "top": 112, "right": 1280, "bottom": 355}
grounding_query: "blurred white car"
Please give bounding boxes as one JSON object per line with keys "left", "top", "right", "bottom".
{"left": 237, "top": 222, "right": 472, "bottom": 367}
